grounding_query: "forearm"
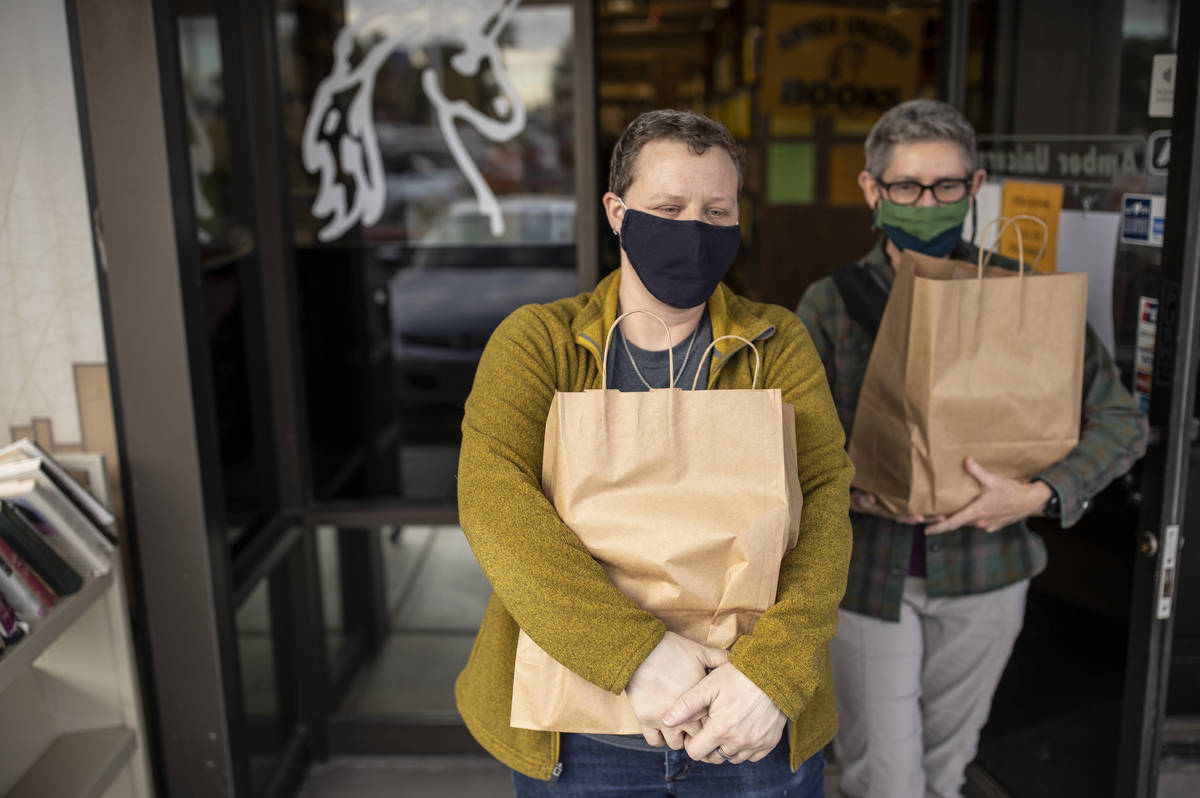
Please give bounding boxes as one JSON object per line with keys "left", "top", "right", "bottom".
{"left": 729, "top": 329, "right": 853, "bottom": 717}
{"left": 729, "top": 465, "right": 852, "bottom": 718}
{"left": 458, "top": 313, "right": 664, "bottom": 692}
{"left": 460, "top": 433, "right": 663, "bottom": 680}
{"left": 1036, "top": 328, "right": 1149, "bottom": 526}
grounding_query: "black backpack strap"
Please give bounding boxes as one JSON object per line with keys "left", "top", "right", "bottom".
{"left": 831, "top": 261, "right": 890, "bottom": 339}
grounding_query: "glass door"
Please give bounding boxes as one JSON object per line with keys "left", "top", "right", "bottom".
{"left": 165, "top": 0, "right": 597, "bottom": 776}
{"left": 268, "top": 0, "right": 595, "bottom": 753}
{"left": 961, "top": 1, "right": 1199, "bottom": 795}
{"left": 1116, "top": 2, "right": 1200, "bottom": 795}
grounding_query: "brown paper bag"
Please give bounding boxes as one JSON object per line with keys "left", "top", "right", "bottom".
{"left": 510, "top": 318, "right": 804, "bottom": 733}
{"left": 848, "top": 216, "right": 1087, "bottom": 516}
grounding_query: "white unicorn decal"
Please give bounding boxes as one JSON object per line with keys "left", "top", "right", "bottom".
{"left": 302, "top": 0, "right": 527, "bottom": 242}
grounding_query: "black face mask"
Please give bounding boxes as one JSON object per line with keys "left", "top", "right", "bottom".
{"left": 618, "top": 202, "right": 741, "bottom": 309}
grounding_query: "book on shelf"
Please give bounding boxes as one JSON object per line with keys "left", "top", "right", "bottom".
{"left": 0, "top": 438, "right": 116, "bottom": 544}
{"left": 0, "top": 501, "right": 84, "bottom": 597}
{"left": 0, "top": 534, "right": 56, "bottom": 614}
{"left": 0, "top": 543, "right": 51, "bottom": 619}
{"left": 0, "top": 442, "right": 119, "bottom": 629}
{"left": 0, "top": 459, "right": 113, "bottom": 576}
{"left": 0, "top": 588, "right": 29, "bottom": 647}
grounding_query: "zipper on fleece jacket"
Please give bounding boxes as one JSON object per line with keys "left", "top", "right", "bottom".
{"left": 549, "top": 730, "right": 562, "bottom": 780}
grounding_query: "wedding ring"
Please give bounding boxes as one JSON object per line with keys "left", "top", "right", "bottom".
{"left": 716, "top": 746, "right": 734, "bottom": 760}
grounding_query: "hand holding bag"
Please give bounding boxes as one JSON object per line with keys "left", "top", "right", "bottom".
{"left": 848, "top": 216, "right": 1087, "bottom": 516}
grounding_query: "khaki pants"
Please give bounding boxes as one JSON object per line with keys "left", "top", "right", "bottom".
{"left": 830, "top": 578, "right": 1028, "bottom": 798}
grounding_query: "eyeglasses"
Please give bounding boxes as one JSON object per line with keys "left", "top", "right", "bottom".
{"left": 876, "top": 178, "right": 971, "bottom": 206}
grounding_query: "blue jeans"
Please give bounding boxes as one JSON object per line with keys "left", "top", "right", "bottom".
{"left": 512, "top": 733, "right": 824, "bottom": 797}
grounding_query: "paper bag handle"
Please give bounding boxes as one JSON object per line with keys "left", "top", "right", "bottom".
{"left": 691, "top": 335, "right": 761, "bottom": 390}
{"left": 977, "top": 214, "right": 1049, "bottom": 276}
{"left": 601, "top": 310, "right": 675, "bottom": 390}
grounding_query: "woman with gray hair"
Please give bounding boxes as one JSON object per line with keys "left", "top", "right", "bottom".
{"left": 796, "top": 99, "right": 1147, "bottom": 797}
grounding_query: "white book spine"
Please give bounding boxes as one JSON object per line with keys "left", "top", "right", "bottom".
{"left": 18, "top": 441, "right": 116, "bottom": 527}
{"left": 34, "top": 475, "right": 115, "bottom": 558}
{"left": 0, "top": 459, "right": 40, "bottom": 483}
{"left": 0, "top": 440, "right": 117, "bottom": 528}
{"left": 13, "top": 491, "right": 108, "bottom": 578}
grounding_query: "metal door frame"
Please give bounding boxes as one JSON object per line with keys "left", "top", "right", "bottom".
{"left": 67, "top": 0, "right": 248, "bottom": 793}
{"left": 1118, "top": 3, "right": 1200, "bottom": 795}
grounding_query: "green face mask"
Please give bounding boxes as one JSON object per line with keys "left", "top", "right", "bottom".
{"left": 875, "top": 197, "right": 970, "bottom": 257}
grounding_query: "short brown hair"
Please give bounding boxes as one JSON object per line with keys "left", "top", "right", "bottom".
{"left": 608, "top": 110, "right": 744, "bottom": 198}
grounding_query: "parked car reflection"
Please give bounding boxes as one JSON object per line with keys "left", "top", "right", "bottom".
{"left": 386, "top": 195, "right": 578, "bottom": 435}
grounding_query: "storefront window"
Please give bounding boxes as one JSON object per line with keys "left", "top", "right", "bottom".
{"left": 275, "top": 0, "right": 577, "bottom": 503}
{"left": 178, "top": 6, "right": 274, "bottom": 540}
{"left": 965, "top": 0, "right": 1180, "bottom": 381}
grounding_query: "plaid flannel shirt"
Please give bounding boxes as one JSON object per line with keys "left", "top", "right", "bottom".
{"left": 796, "top": 238, "right": 1149, "bottom": 621}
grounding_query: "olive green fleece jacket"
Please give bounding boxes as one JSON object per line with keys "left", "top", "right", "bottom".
{"left": 455, "top": 270, "right": 854, "bottom": 780}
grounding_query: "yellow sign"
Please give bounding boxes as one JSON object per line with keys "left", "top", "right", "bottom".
{"left": 729, "top": 90, "right": 752, "bottom": 139}
{"left": 760, "top": 4, "right": 925, "bottom": 119}
{"left": 715, "top": 53, "right": 736, "bottom": 94}
{"left": 998, "top": 181, "right": 1064, "bottom": 272}
{"left": 829, "top": 143, "right": 866, "bottom": 207}
{"left": 769, "top": 112, "right": 814, "bottom": 137}
{"left": 743, "top": 27, "right": 761, "bottom": 85}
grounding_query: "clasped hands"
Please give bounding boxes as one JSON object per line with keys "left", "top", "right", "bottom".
{"left": 624, "top": 631, "right": 786, "bottom": 765}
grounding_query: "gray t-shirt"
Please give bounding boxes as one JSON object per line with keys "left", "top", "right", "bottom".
{"left": 605, "top": 311, "right": 713, "bottom": 392}
{"left": 586, "top": 311, "right": 713, "bottom": 752}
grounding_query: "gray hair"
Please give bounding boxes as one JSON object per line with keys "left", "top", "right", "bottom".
{"left": 609, "top": 110, "right": 744, "bottom": 198}
{"left": 864, "top": 99, "right": 977, "bottom": 178}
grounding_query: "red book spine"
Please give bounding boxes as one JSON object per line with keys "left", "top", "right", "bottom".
{"left": 0, "top": 536, "right": 57, "bottom": 610}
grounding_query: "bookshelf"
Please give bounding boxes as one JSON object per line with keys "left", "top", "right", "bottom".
{"left": 0, "top": 559, "right": 150, "bottom": 797}
{"left": 0, "top": 569, "right": 113, "bottom": 694}
{"left": 0, "top": 444, "right": 151, "bottom": 798}
{"left": 7, "top": 726, "right": 137, "bottom": 798}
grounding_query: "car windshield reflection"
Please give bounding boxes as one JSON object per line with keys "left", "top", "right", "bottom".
{"left": 387, "top": 195, "right": 578, "bottom": 425}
